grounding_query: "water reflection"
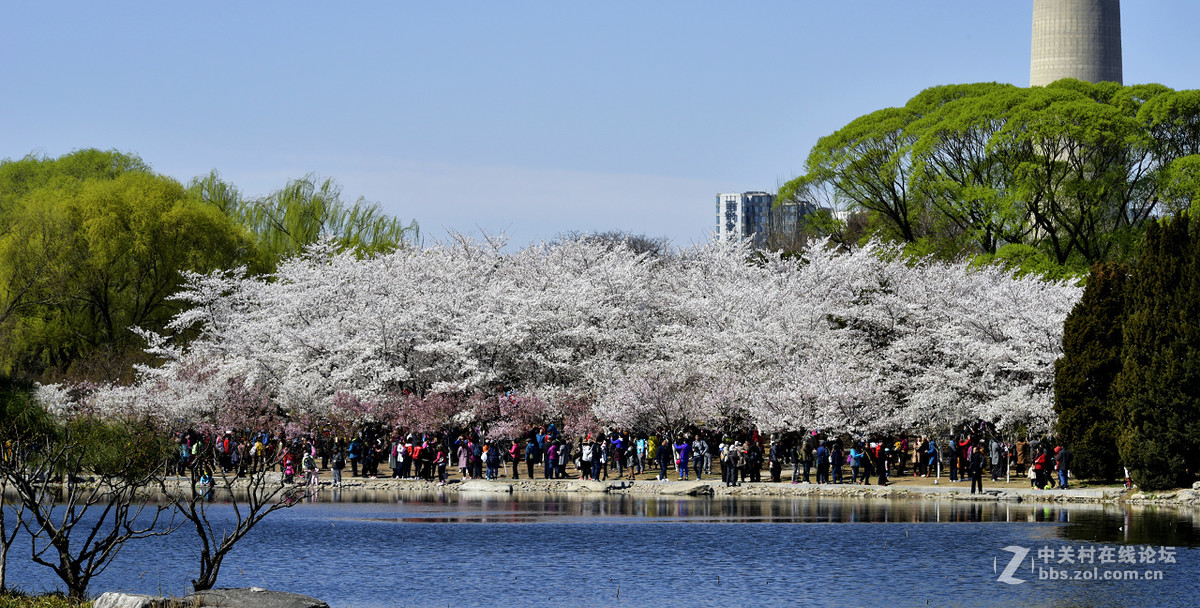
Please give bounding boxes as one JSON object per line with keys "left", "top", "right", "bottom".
{"left": 275, "top": 488, "right": 1200, "bottom": 545}
{"left": 8, "top": 488, "right": 1198, "bottom": 607}
{"left": 154, "top": 485, "right": 1200, "bottom": 547}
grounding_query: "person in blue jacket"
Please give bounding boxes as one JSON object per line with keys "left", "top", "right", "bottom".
{"left": 525, "top": 437, "right": 539, "bottom": 479}
{"left": 815, "top": 440, "right": 829, "bottom": 484}
{"left": 673, "top": 437, "right": 691, "bottom": 480}
{"left": 849, "top": 443, "right": 865, "bottom": 484}
{"left": 926, "top": 438, "right": 939, "bottom": 479}
{"left": 347, "top": 436, "right": 361, "bottom": 477}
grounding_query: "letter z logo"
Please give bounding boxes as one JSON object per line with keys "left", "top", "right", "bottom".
{"left": 996, "top": 546, "right": 1030, "bottom": 584}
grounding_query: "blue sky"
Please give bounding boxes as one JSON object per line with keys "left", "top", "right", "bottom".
{"left": 4, "top": 1, "right": 1198, "bottom": 247}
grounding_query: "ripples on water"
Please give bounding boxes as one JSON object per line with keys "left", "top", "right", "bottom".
{"left": 6, "top": 490, "right": 1199, "bottom": 607}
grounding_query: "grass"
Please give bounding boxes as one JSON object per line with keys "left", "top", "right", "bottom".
{"left": 0, "top": 590, "right": 91, "bottom": 608}
{"left": 0, "top": 590, "right": 200, "bottom": 608}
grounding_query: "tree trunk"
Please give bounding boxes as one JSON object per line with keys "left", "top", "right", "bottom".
{"left": 192, "top": 549, "right": 225, "bottom": 592}
{"left": 1, "top": 540, "right": 8, "bottom": 593}
{"left": 65, "top": 570, "right": 88, "bottom": 602}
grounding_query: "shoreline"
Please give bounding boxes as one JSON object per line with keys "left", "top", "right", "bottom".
{"left": 181, "top": 473, "right": 1200, "bottom": 509}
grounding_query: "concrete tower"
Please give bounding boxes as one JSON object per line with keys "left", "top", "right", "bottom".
{"left": 1030, "top": 0, "right": 1122, "bottom": 86}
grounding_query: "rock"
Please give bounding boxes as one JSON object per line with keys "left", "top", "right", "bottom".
{"left": 1193, "top": 481, "right": 1200, "bottom": 490}
{"left": 93, "top": 592, "right": 170, "bottom": 608}
{"left": 657, "top": 481, "right": 714, "bottom": 496}
{"left": 187, "top": 588, "right": 328, "bottom": 608}
{"left": 1174, "top": 489, "right": 1200, "bottom": 503}
{"left": 953, "top": 492, "right": 997, "bottom": 501}
{"left": 458, "top": 480, "right": 512, "bottom": 493}
{"left": 563, "top": 480, "right": 609, "bottom": 493}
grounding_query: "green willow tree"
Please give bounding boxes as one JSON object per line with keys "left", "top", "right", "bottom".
{"left": 783, "top": 80, "right": 1200, "bottom": 274}
{"left": 2, "top": 152, "right": 421, "bottom": 383}
{"left": 189, "top": 171, "right": 420, "bottom": 269}
{"left": 908, "top": 83, "right": 1030, "bottom": 256}
{"left": 994, "top": 86, "right": 1158, "bottom": 267}
{"left": 0, "top": 150, "right": 152, "bottom": 327}
{"left": 783, "top": 106, "right": 924, "bottom": 244}
{"left": 1111, "top": 215, "right": 1200, "bottom": 490}
{"left": 1054, "top": 263, "right": 1126, "bottom": 482}
{"left": 0, "top": 151, "right": 256, "bottom": 382}
{"left": 1160, "top": 155, "right": 1200, "bottom": 216}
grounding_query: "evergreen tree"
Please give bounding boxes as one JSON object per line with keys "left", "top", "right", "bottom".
{"left": 1112, "top": 216, "right": 1200, "bottom": 490}
{"left": 1054, "top": 263, "right": 1126, "bottom": 482}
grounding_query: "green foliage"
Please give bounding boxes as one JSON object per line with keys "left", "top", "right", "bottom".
{"left": 62, "top": 417, "right": 172, "bottom": 480}
{"left": 0, "top": 149, "right": 149, "bottom": 209}
{"left": 1112, "top": 216, "right": 1200, "bottom": 490}
{"left": 0, "top": 153, "right": 256, "bottom": 382}
{"left": 189, "top": 171, "right": 420, "bottom": 269}
{"left": 971, "top": 244, "right": 1085, "bottom": 281}
{"left": 2, "top": 384, "right": 168, "bottom": 481}
{"left": 1054, "top": 263, "right": 1126, "bottom": 482}
{"left": 0, "top": 384, "right": 57, "bottom": 448}
{"left": 799, "top": 106, "right": 922, "bottom": 243}
{"left": 1140, "top": 89, "right": 1200, "bottom": 160}
{"left": 908, "top": 83, "right": 1028, "bottom": 255}
{"left": 1161, "top": 155, "right": 1200, "bottom": 216}
{"left": 784, "top": 80, "right": 1200, "bottom": 272}
{"left": 1, "top": 151, "right": 422, "bottom": 385}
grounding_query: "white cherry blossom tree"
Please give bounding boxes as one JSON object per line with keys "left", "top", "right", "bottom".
{"left": 39, "top": 235, "right": 1079, "bottom": 437}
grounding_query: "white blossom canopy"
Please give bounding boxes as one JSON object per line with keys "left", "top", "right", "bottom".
{"left": 39, "top": 236, "right": 1080, "bottom": 436}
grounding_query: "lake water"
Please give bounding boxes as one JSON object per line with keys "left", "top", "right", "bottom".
{"left": 5, "top": 490, "right": 1199, "bottom": 607}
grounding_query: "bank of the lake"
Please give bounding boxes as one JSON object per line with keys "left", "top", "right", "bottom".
{"left": 202, "top": 473, "right": 1200, "bottom": 509}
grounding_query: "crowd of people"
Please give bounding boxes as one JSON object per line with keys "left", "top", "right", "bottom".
{"left": 172, "top": 423, "right": 1079, "bottom": 493}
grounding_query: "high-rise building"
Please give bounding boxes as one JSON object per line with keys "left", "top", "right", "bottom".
{"left": 716, "top": 192, "right": 773, "bottom": 245}
{"left": 1030, "top": 0, "right": 1122, "bottom": 86}
{"left": 715, "top": 192, "right": 821, "bottom": 248}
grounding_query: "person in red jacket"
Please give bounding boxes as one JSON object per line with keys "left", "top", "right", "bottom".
{"left": 873, "top": 440, "right": 888, "bottom": 486}
{"left": 509, "top": 439, "right": 521, "bottom": 479}
{"left": 1032, "top": 445, "right": 1048, "bottom": 489}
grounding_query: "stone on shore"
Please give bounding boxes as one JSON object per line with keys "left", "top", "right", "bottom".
{"left": 564, "top": 480, "right": 609, "bottom": 493}
{"left": 93, "top": 593, "right": 170, "bottom": 608}
{"left": 458, "top": 479, "right": 513, "bottom": 493}
{"left": 951, "top": 490, "right": 1010, "bottom": 501}
{"left": 1176, "top": 489, "right": 1200, "bottom": 503}
{"left": 187, "top": 587, "right": 329, "bottom": 608}
{"left": 656, "top": 481, "right": 714, "bottom": 496}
